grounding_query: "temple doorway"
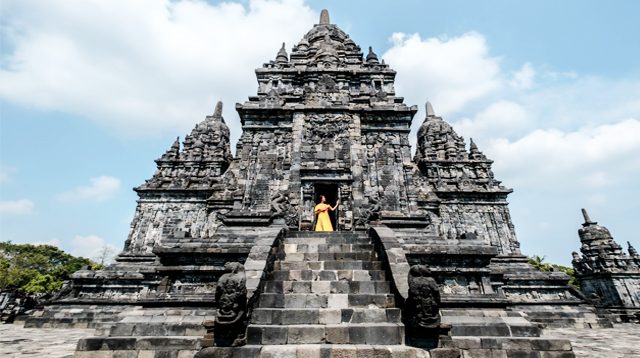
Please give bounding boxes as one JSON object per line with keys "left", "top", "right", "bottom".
{"left": 314, "top": 183, "right": 339, "bottom": 231}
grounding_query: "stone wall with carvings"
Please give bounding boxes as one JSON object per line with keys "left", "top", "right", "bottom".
{"left": 362, "top": 128, "right": 413, "bottom": 213}
{"left": 300, "top": 113, "right": 352, "bottom": 171}
{"left": 438, "top": 203, "right": 519, "bottom": 255}
{"left": 234, "top": 126, "right": 293, "bottom": 211}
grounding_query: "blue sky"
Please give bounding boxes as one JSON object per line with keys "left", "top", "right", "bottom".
{"left": 1, "top": 0, "right": 639, "bottom": 264}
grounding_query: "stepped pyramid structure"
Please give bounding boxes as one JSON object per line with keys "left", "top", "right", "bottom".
{"left": 32, "top": 9, "right": 611, "bottom": 358}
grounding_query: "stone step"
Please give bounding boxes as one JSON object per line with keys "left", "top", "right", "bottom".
{"left": 257, "top": 293, "right": 396, "bottom": 309}
{"left": 76, "top": 335, "right": 201, "bottom": 352}
{"left": 447, "top": 322, "right": 541, "bottom": 337}
{"left": 284, "top": 243, "right": 375, "bottom": 253}
{"left": 269, "top": 269, "right": 387, "bottom": 282}
{"left": 196, "top": 344, "right": 431, "bottom": 358}
{"left": 520, "top": 308, "right": 614, "bottom": 328}
{"left": 23, "top": 316, "right": 118, "bottom": 329}
{"left": 441, "top": 336, "right": 573, "bottom": 353}
{"left": 275, "top": 260, "right": 382, "bottom": 271}
{"left": 283, "top": 251, "right": 378, "bottom": 261}
{"left": 246, "top": 323, "right": 405, "bottom": 345}
{"left": 284, "top": 237, "right": 371, "bottom": 245}
{"left": 264, "top": 280, "right": 391, "bottom": 294}
{"left": 108, "top": 322, "right": 205, "bottom": 337}
{"left": 526, "top": 316, "right": 613, "bottom": 329}
{"left": 250, "top": 307, "right": 401, "bottom": 324}
{"left": 287, "top": 231, "right": 366, "bottom": 238}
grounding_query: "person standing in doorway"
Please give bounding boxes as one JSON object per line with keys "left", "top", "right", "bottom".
{"left": 314, "top": 195, "right": 339, "bottom": 231}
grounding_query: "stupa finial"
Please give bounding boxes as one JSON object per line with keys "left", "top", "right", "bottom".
{"left": 581, "top": 208, "right": 596, "bottom": 226}
{"left": 470, "top": 138, "right": 478, "bottom": 151}
{"left": 366, "top": 46, "right": 379, "bottom": 64}
{"left": 213, "top": 101, "right": 223, "bottom": 118}
{"left": 319, "top": 9, "right": 330, "bottom": 25}
{"left": 426, "top": 101, "right": 435, "bottom": 116}
{"left": 276, "top": 42, "right": 288, "bottom": 64}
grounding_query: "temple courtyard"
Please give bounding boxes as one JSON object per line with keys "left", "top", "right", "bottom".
{"left": 0, "top": 323, "right": 638, "bottom": 358}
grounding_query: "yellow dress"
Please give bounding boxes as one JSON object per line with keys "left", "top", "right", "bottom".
{"left": 314, "top": 203, "right": 333, "bottom": 232}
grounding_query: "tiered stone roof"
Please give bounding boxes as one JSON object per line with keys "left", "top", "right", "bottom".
{"left": 572, "top": 209, "right": 640, "bottom": 274}
{"left": 137, "top": 101, "right": 232, "bottom": 190}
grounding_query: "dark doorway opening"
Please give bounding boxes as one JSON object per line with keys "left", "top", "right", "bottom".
{"left": 314, "top": 183, "right": 338, "bottom": 231}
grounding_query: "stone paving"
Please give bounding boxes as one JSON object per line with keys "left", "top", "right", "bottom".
{"left": 0, "top": 323, "right": 95, "bottom": 358}
{"left": 1, "top": 323, "right": 639, "bottom": 357}
{"left": 542, "top": 324, "right": 640, "bottom": 358}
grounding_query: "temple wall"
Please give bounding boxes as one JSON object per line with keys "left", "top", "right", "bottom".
{"left": 236, "top": 126, "right": 293, "bottom": 210}
{"left": 362, "top": 130, "right": 412, "bottom": 213}
{"left": 581, "top": 276, "right": 640, "bottom": 307}
{"left": 299, "top": 113, "right": 354, "bottom": 172}
{"left": 613, "top": 276, "right": 640, "bottom": 307}
{"left": 581, "top": 278, "right": 621, "bottom": 306}
{"left": 126, "top": 197, "right": 214, "bottom": 254}
{"left": 438, "top": 203, "right": 518, "bottom": 255}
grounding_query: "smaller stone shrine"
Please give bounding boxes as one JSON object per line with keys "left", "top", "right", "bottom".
{"left": 571, "top": 208, "right": 640, "bottom": 322}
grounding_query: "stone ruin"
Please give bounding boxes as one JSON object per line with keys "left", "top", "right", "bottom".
{"left": 571, "top": 208, "right": 640, "bottom": 322}
{"left": 28, "top": 9, "right": 619, "bottom": 358}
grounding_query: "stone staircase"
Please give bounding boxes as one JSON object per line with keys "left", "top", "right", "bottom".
{"left": 198, "top": 231, "right": 434, "bottom": 357}
{"left": 247, "top": 231, "right": 405, "bottom": 346}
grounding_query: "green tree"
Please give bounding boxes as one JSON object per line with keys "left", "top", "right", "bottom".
{"left": 528, "top": 254, "right": 580, "bottom": 289}
{"left": 0, "top": 242, "right": 102, "bottom": 294}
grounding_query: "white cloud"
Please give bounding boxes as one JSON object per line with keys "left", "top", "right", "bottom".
{"left": 70, "top": 235, "right": 117, "bottom": 262}
{"left": 0, "top": 199, "right": 34, "bottom": 214}
{"left": 455, "top": 100, "right": 531, "bottom": 140}
{"left": 0, "top": 0, "right": 317, "bottom": 140}
{"left": 509, "top": 62, "right": 535, "bottom": 90}
{"left": 487, "top": 118, "right": 640, "bottom": 189}
{"left": 58, "top": 176, "right": 121, "bottom": 202}
{"left": 383, "top": 32, "right": 501, "bottom": 118}
{"left": 0, "top": 166, "right": 16, "bottom": 184}
{"left": 582, "top": 171, "right": 608, "bottom": 188}
{"left": 33, "top": 238, "right": 62, "bottom": 247}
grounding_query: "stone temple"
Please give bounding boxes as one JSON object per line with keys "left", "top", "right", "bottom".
{"left": 29, "top": 10, "right": 620, "bottom": 358}
{"left": 571, "top": 209, "right": 640, "bottom": 321}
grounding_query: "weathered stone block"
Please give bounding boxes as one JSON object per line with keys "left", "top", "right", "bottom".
{"left": 287, "top": 325, "right": 325, "bottom": 344}
{"left": 261, "top": 326, "right": 287, "bottom": 344}
{"left": 325, "top": 325, "right": 350, "bottom": 344}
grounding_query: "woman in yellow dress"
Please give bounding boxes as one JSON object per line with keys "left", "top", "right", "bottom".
{"left": 314, "top": 195, "right": 339, "bottom": 232}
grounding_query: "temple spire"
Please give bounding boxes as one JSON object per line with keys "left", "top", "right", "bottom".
{"left": 581, "top": 208, "right": 596, "bottom": 226}
{"left": 468, "top": 138, "right": 487, "bottom": 160}
{"left": 319, "top": 9, "right": 330, "bottom": 25}
{"left": 629, "top": 241, "right": 638, "bottom": 257}
{"left": 159, "top": 137, "right": 180, "bottom": 161}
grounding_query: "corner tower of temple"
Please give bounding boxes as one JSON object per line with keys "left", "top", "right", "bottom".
{"left": 571, "top": 209, "right": 640, "bottom": 321}
{"left": 32, "top": 10, "right": 612, "bottom": 357}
